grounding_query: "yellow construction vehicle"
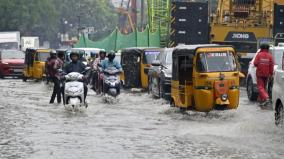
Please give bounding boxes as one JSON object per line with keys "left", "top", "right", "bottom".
{"left": 210, "top": 0, "right": 274, "bottom": 73}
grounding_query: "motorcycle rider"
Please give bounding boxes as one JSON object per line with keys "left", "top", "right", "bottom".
{"left": 93, "top": 50, "right": 107, "bottom": 94}
{"left": 253, "top": 43, "right": 274, "bottom": 106}
{"left": 101, "top": 51, "right": 122, "bottom": 94}
{"left": 48, "top": 50, "right": 63, "bottom": 104}
{"left": 89, "top": 51, "right": 98, "bottom": 90}
{"left": 101, "top": 51, "right": 122, "bottom": 72}
{"left": 57, "top": 51, "right": 65, "bottom": 63}
{"left": 64, "top": 51, "right": 88, "bottom": 102}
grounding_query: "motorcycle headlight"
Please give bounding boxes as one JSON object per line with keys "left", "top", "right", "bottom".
{"left": 105, "top": 80, "right": 111, "bottom": 85}
{"left": 77, "top": 88, "right": 83, "bottom": 93}
{"left": 65, "top": 89, "right": 72, "bottom": 94}
{"left": 221, "top": 94, "right": 228, "bottom": 101}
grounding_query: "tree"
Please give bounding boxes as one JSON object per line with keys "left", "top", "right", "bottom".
{"left": 0, "top": 0, "right": 118, "bottom": 48}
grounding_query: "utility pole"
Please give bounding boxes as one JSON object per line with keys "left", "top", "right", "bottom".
{"left": 131, "top": 0, "right": 137, "bottom": 29}
{"left": 141, "top": 0, "right": 145, "bottom": 31}
{"left": 77, "top": 15, "right": 81, "bottom": 37}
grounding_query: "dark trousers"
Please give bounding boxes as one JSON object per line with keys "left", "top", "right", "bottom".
{"left": 50, "top": 77, "right": 61, "bottom": 103}
{"left": 91, "top": 71, "right": 98, "bottom": 88}
{"left": 84, "top": 84, "right": 88, "bottom": 101}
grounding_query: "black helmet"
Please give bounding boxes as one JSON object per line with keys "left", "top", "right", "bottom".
{"left": 70, "top": 51, "right": 80, "bottom": 58}
{"left": 50, "top": 50, "right": 57, "bottom": 56}
{"left": 99, "top": 50, "right": 106, "bottom": 55}
{"left": 57, "top": 51, "right": 65, "bottom": 58}
{"left": 260, "top": 43, "right": 270, "bottom": 50}
{"left": 90, "top": 51, "right": 97, "bottom": 58}
{"left": 108, "top": 51, "right": 116, "bottom": 62}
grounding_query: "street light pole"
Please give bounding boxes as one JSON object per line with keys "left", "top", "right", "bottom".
{"left": 77, "top": 15, "right": 81, "bottom": 37}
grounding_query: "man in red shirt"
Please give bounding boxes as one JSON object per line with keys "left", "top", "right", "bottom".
{"left": 253, "top": 43, "right": 274, "bottom": 106}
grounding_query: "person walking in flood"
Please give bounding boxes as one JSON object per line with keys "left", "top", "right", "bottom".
{"left": 253, "top": 43, "right": 274, "bottom": 107}
{"left": 48, "top": 50, "right": 63, "bottom": 104}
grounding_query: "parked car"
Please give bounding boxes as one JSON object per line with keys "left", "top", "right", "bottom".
{"left": 148, "top": 48, "right": 173, "bottom": 99}
{"left": 246, "top": 44, "right": 284, "bottom": 101}
{"left": 0, "top": 50, "right": 25, "bottom": 78}
{"left": 272, "top": 51, "right": 284, "bottom": 126}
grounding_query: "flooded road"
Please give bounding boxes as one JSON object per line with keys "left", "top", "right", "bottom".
{"left": 0, "top": 79, "right": 284, "bottom": 159}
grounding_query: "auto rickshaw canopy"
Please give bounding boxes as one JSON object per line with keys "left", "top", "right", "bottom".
{"left": 24, "top": 48, "right": 51, "bottom": 66}
{"left": 172, "top": 44, "right": 237, "bottom": 82}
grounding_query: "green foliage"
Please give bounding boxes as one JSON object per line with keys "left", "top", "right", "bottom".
{"left": 0, "top": 0, "right": 118, "bottom": 47}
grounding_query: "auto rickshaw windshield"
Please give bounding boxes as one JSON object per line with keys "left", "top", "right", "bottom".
{"left": 143, "top": 51, "right": 160, "bottom": 64}
{"left": 197, "top": 52, "right": 237, "bottom": 72}
{"left": 36, "top": 52, "right": 50, "bottom": 61}
{"left": 166, "top": 51, "right": 173, "bottom": 64}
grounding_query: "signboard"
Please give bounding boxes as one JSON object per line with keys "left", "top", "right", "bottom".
{"left": 145, "top": 51, "right": 160, "bottom": 55}
{"left": 225, "top": 32, "right": 257, "bottom": 42}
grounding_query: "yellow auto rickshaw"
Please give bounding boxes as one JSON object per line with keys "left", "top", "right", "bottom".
{"left": 171, "top": 45, "right": 244, "bottom": 112}
{"left": 23, "top": 48, "right": 51, "bottom": 81}
{"left": 121, "top": 47, "right": 161, "bottom": 89}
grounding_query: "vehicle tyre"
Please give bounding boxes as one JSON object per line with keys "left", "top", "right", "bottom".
{"left": 180, "top": 107, "right": 187, "bottom": 113}
{"left": 275, "top": 102, "right": 284, "bottom": 126}
{"left": 247, "top": 77, "right": 258, "bottom": 101}
{"left": 22, "top": 74, "right": 27, "bottom": 82}
{"left": 0, "top": 71, "right": 4, "bottom": 79}
{"left": 170, "top": 98, "right": 175, "bottom": 107}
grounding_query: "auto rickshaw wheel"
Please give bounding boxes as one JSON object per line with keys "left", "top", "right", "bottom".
{"left": 170, "top": 98, "right": 175, "bottom": 107}
{"left": 179, "top": 107, "right": 187, "bottom": 113}
{"left": 22, "top": 74, "right": 27, "bottom": 82}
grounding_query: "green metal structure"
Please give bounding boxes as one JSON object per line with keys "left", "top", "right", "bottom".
{"left": 147, "top": 0, "right": 171, "bottom": 47}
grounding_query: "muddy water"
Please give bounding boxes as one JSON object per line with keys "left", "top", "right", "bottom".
{"left": 0, "top": 79, "right": 284, "bottom": 159}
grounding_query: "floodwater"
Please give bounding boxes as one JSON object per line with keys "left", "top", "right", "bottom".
{"left": 0, "top": 79, "right": 284, "bottom": 159}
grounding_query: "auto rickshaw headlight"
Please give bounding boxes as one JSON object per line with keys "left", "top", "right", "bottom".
{"left": 221, "top": 94, "right": 228, "bottom": 101}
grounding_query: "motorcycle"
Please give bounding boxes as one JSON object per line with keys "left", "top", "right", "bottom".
{"left": 62, "top": 68, "right": 90, "bottom": 109}
{"left": 103, "top": 67, "right": 121, "bottom": 98}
